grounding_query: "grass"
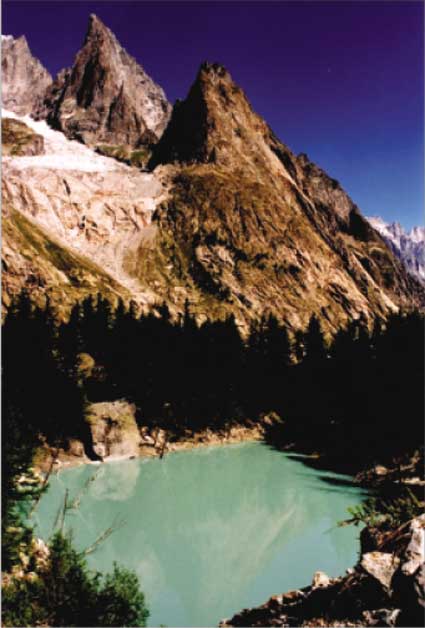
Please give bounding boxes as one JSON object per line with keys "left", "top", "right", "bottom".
{"left": 2, "top": 118, "right": 43, "bottom": 156}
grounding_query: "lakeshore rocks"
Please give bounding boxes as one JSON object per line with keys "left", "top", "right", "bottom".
{"left": 221, "top": 515, "right": 425, "bottom": 627}
{"left": 360, "top": 552, "right": 400, "bottom": 592}
{"left": 311, "top": 571, "right": 331, "bottom": 588}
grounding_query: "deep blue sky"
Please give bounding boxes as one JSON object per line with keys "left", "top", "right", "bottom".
{"left": 3, "top": 1, "right": 424, "bottom": 229}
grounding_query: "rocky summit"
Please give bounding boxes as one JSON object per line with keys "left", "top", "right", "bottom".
{"left": 1, "top": 34, "right": 52, "bottom": 116}
{"left": 35, "top": 14, "right": 171, "bottom": 148}
{"left": 1, "top": 38, "right": 424, "bottom": 331}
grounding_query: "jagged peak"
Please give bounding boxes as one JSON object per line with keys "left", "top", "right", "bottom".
{"left": 198, "top": 61, "right": 230, "bottom": 78}
{"left": 83, "top": 13, "right": 116, "bottom": 45}
{"left": 2, "top": 34, "right": 29, "bottom": 48}
{"left": 149, "top": 61, "right": 256, "bottom": 167}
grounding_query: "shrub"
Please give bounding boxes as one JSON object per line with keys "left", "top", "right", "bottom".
{"left": 342, "top": 489, "right": 424, "bottom": 531}
{"left": 2, "top": 532, "right": 149, "bottom": 627}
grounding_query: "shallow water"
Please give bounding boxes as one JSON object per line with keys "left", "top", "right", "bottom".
{"left": 33, "top": 442, "right": 367, "bottom": 627}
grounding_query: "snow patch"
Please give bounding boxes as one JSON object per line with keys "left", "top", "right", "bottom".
{"left": 2, "top": 109, "right": 128, "bottom": 173}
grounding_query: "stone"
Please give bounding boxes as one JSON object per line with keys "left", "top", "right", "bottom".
{"left": 85, "top": 400, "right": 142, "bottom": 460}
{"left": 312, "top": 571, "right": 331, "bottom": 588}
{"left": 401, "top": 514, "right": 425, "bottom": 576}
{"left": 362, "top": 608, "right": 400, "bottom": 626}
{"left": 360, "top": 552, "right": 400, "bottom": 591}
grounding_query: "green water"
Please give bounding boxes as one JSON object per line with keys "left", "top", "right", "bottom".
{"left": 33, "top": 442, "right": 366, "bottom": 627}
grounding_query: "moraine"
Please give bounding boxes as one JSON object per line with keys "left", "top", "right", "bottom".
{"left": 32, "top": 442, "right": 367, "bottom": 627}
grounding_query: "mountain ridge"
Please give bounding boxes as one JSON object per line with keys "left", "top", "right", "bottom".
{"left": 367, "top": 217, "right": 425, "bottom": 284}
{"left": 1, "top": 19, "right": 424, "bottom": 331}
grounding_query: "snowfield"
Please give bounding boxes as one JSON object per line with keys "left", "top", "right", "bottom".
{"left": 2, "top": 109, "right": 128, "bottom": 173}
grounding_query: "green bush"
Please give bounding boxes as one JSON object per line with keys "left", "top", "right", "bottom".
{"left": 342, "top": 489, "right": 423, "bottom": 531}
{"left": 2, "top": 533, "right": 149, "bottom": 627}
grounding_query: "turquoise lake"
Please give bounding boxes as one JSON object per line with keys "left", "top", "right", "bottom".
{"left": 33, "top": 442, "right": 367, "bottom": 627}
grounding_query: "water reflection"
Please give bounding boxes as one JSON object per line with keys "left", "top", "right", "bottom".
{"left": 34, "top": 443, "right": 366, "bottom": 627}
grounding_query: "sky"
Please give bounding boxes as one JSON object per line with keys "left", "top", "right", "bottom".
{"left": 2, "top": 1, "right": 424, "bottom": 229}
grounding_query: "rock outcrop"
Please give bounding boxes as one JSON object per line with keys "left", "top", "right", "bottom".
{"left": 221, "top": 515, "right": 425, "bottom": 627}
{"left": 2, "top": 117, "right": 45, "bottom": 156}
{"left": 368, "top": 217, "right": 425, "bottom": 285}
{"left": 85, "top": 400, "right": 142, "bottom": 461}
{"left": 36, "top": 14, "right": 171, "bottom": 148}
{"left": 1, "top": 34, "right": 52, "bottom": 115}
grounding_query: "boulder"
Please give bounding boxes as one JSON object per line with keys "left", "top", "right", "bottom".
{"left": 85, "top": 400, "right": 142, "bottom": 460}
{"left": 312, "top": 571, "right": 331, "bottom": 588}
{"left": 362, "top": 608, "right": 400, "bottom": 626}
{"left": 401, "top": 514, "right": 425, "bottom": 576}
{"left": 360, "top": 552, "right": 400, "bottom": 592}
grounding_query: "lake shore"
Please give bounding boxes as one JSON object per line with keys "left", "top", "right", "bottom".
{"left": 33, "top": 421, "right": 269, "bottom": 475}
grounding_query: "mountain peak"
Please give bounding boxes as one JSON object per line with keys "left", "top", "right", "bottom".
{"left": 38, "top": 14, "right": 171, "bottom": 148}
{"left": 1, "top": 33, "right": 52, "bottom": 115}
{"left": 149, "top": 61, "right": 271, "bottom": 169}
{"left": 85, "top": 13, "right": 115, "bottom": 42}
{"left": 367, "top": 216, "right": 425, "bottom": 284}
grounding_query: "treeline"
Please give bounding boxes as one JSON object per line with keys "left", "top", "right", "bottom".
{"left": 3, "top": 293, "right": 424, "bottom": 469}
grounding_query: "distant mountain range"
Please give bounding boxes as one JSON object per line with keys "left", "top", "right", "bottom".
{"left": 367, "top": 217, "right": 425, "bottom": 284}
{"left": 1, "top": 15, "right": 424, "bottom": 331}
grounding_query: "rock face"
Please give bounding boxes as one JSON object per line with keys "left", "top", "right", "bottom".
{"left": 221, "top": 514, "right": 425, "bottom": 627}
{"left": 36, "top": 14, "right": 171, "bottom": 148}
{"left": 368, "top": 217, "right": 425, "bottom": 285}
{"left": 1, "top": 34, "right": 52, "bottom": 115}
{"left": 146, "top": 63, "right": 424, "bottom": 330}
{"left": 85, "top": 400, "right": 142, "bottom": 460}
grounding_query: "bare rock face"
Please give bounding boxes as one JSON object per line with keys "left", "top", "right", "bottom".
{"left": 85, "top": 400, "right": 142, "bottom": 460}
{"left": 37, "top": 14, "right": 171, "bottom": 148}
{"left": 1, "top": 34, "right": 52, "bottom": 116}
{"left": 147, "top": 63, "right": 424, "bottom": 332}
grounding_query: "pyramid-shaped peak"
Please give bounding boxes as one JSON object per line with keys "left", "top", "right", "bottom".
{"left": 40, "top": 12, "right": 171, "bottom": 147}
{"left": 85, "top": 13, "right": 116, "bottom": 43}
{"left": 149, "top": 61, "right": 271, "bottom": 168}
